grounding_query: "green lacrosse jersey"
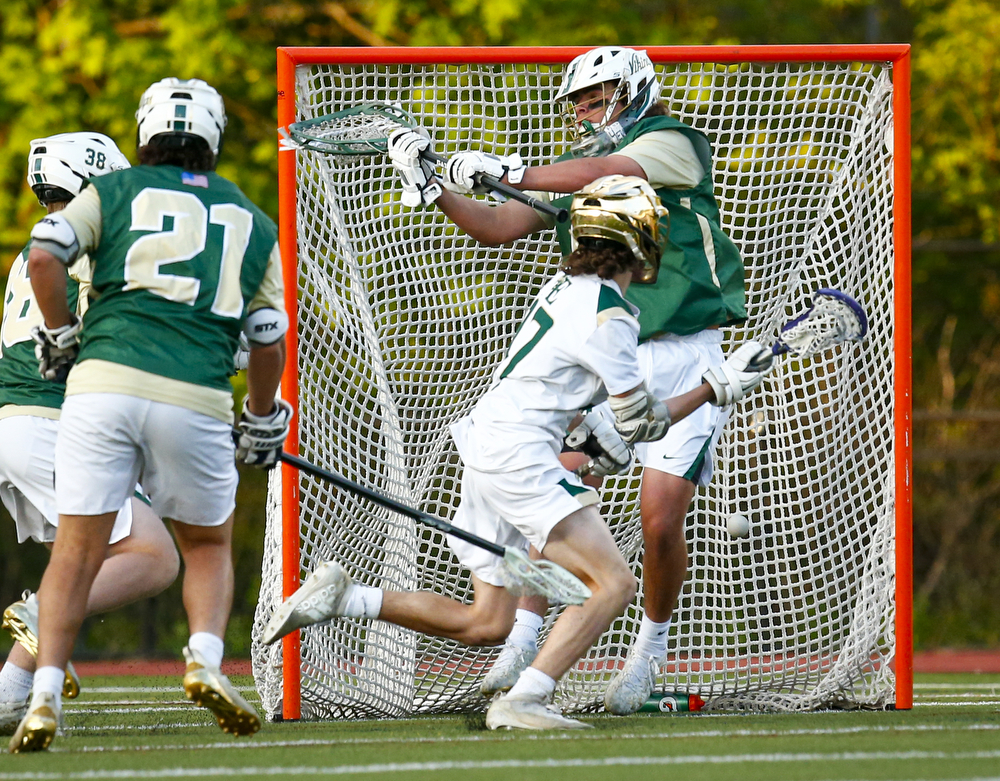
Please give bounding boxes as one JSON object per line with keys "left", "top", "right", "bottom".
{"left": 554, "top": 116, "right": 747, "bottom": 341}
{"left": 0, "top": 245, "right": 82, "bottom": 413}
{"left": 80, "top": 166, "right": 278, "bottom": 392}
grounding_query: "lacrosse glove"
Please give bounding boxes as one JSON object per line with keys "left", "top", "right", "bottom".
{"left": 387, "top": 128, "right": 442, "bottom": 207}
{"left": 609, "top": 385, "right": 671, "bottom": 446}
{"left": 702, "top": 340, "right": 774, "bottom": 408}
{"left": 443, "top": 151, "right": 526, "bottom": 195}
{"left": 235, "top": 398, "right": 294, "bottom": 469}
{"left": 564, "top": 409, "right": 632, "bottom": 478}
{"left": 31, "top": 315, "right": 82, "bottom": 383}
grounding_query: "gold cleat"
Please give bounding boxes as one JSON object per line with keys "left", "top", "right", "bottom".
{"left": 8, "top": 692, "right": 59, "bottom": 754}
{"left": 183, "top": 646, "right": 261, "bottom": 737}
{"left": 2, "top": 592, "right": 81, "bottom": 699}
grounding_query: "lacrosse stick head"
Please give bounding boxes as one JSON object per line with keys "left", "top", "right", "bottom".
{"left": 773, "top": 288, "right": 868, "bottom": 358}
{"left": 281, "top": 103, "right": 420, "bottom": 155}
{"left": 499, "top": 547, "right": 592, "bottom": 605}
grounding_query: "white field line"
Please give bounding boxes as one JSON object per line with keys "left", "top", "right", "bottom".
{"left": 85, "top": 687, "right": 256, "bottom": 694}
{"left": 59, "top": 722, "right": 1000, "bottom": 747}
{"left": 915, "top": 700, "right": 1000, "bottom": 707}
{"left": 2, "top": 751, "right": 1000, "bottom": 779}
{"left": 914, "top": 683, "right": 1000, "bottom": 690}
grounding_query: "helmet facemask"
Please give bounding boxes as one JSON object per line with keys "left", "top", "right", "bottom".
{"left": 555, "top": 48, "right": 661, "bottom": 159}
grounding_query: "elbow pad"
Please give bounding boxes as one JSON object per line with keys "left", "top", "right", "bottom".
{"left": 243, "top": 307, "right": 288, "bottom": 346}
{"left": 30, "top": 213, "right": 80, "bottom": 266}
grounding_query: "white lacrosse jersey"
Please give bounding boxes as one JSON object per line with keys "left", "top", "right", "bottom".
{"left": 451, "top": 271, "right": 643, "bottom": 473}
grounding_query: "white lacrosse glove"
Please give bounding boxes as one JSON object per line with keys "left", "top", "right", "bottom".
{"left": 233, "top": 332, "right": 250, "bottom": 372}
{"left": 609, "top": 385, "right": 671, "bottom": 446}
{"left": 702, "top": 340, "right": 775, "bottom": 408}
{"left": 443, "top": 150, "right": 527, "bottom": 195}
{"left": 235, "top": 397, "right": 294, "bottom": 469}
{"left": 387, "top": 128, "right": 442, "bottom": 207}
{"left": 31, "top": 315, "right": 82, "bottom": 383}
{"left": 564, "top": 409, "right": 632, "bottom": 478}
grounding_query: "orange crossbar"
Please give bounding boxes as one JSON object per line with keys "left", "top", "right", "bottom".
{"left": 275, "top": 43, "right": 913, "bottom": 716}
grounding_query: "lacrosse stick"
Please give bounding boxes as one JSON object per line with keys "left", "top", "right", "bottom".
{"left": 279, "top": 451, "right": 591, "bottom": 605}
{"left": 748, "top": 288, "right": 868, "bottom": 370}
{"left": 280, "top": 103, "right": 568, "bottom": 223}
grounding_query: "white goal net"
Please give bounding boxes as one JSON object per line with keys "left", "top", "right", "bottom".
{"left": 252, "top": 48, "right": 905, "bottom": 717}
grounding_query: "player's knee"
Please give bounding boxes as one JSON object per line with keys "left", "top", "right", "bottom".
{"left": 641, "top": 506, "right": 686, "bottom": 546}
{"left": 461, "top": 611, "right": 515, "bottom": 646}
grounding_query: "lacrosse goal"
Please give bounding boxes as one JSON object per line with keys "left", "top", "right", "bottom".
{"left": 252, "top": 45, "right": 912, "bottom": 719}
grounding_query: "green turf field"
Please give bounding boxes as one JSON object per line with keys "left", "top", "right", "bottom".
{"left": 2, "top": 673, "right": 999, "bottom": 779}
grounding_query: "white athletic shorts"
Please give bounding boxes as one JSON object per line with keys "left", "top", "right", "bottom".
{"left": 447, "top": 456, "right": 599, "bottom": 587}
{"left": 0, "top": 414, "right": 133, "bottom": 545}
{"left": 55, "top": 393, "right": 238, "bottom": 527}
{"left": 598, "top": 330, "right": 728, "bottom": 487}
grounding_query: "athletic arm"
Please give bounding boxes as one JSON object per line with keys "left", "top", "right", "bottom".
{"left": 244, "top": 242, "right": 288, "bottom": 416}
{"left": 245, "top": 340, "right": 285, "bottom": 416}
{"left": 27, "top": 249, "right": 72, "bottom": 329}
{"left": 433, "top": 155, "right": 644, "bottom": 245}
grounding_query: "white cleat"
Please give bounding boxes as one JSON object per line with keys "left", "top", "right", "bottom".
{"left": 8, "top": 692, "right": 60, "bottom": 754}
{"left": 0, "top": 699, "right": 28, "bottom": 737}
{"left": 603, "top": 651, "right": 663, "bottom": 715}
{"left": 2, "top": 591, "right": 81, "bottom": 699}
{"left": 486, "top": 691, "right": 591, "bottom": 730}
{"left": 261, "top": 560, "right": 353, "bottom": 645}
{"left": 480, "top": 643, "right": 537, "bottom": 698}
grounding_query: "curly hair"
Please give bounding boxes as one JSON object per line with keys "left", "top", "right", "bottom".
{"left": 561, "top": 238, "right": 642, "bottom": 279}
{"left": 137, "top": 140, "right": 216, "bottom": 172}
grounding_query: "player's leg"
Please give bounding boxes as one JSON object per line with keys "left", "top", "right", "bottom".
{"left": 379, "top": 577, "right": 519, "bottom": 645}
{"left": 139, "top": 400, "right": 257, "bottom": 737}
{"left": 603, "top": 331, "right": 724, "bottom": 715}
{"left": 8, "top": 394, "right": 142, "bottom": 753}
{"left": 83, "top": 497, "right": 180, "bottom": 614}
{"left": 8, "top": 511, "right": 118, "bottom": 753}
{"left": 486, "top": 504, "right": 636, "bottom": 730}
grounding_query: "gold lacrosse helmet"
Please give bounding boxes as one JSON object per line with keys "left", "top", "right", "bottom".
{"left": 570, "top": 175, "right": 669, "bottom": 283}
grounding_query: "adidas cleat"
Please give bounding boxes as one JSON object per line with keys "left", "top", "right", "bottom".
{"left": 261, "top": 560, "right": 352, "bottom": 645}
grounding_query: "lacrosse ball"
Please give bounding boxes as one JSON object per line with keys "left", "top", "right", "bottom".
{"left": 727, "top": 514, "right": 750, "bottom": 539}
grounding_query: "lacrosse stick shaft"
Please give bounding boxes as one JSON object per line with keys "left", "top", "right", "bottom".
{"left": 423, "top": 150, "right": 569, "bottom": 223}
{"left": 279, "top": 451, "right": 507, "bottom": 558}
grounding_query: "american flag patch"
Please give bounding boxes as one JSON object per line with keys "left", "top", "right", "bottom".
{"left": 181, "top": 172, "right": 209, "bottom": 188}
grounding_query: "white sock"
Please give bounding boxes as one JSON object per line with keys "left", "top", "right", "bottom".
{"left": 508, "top": 666, "right": 556, "bottom": 700}
{"left": 507, "top": 609, "right": 543, "bottom": 650}
{"left": 340, "top": 585, "right": 383, "bottom": 619}
{"left": 32, "top": 666, "right": 64, "bottom": 708}
{"left": 633, "top": 615, "right": 672, "bottom": 660}
{"left": 0, "top": 663, "right": 34, "bottom": 702}
{"left": 188, "top": 632, "right": 225, "bottom": 669}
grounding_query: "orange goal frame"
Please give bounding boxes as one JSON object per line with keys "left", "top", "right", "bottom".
{"left": 275, "top": 44, "right": 913, "bottom": 720}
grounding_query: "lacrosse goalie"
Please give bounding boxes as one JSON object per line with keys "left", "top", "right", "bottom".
{"left": 0, "top": 133, "right": 180, "bottom": 737}
{"left": 9, "top": 78, "right": 290, "bottom": 753}
{"left": 387, "top": 45, "right": 750, "bottom": 715}
{"left": 262, "top": 175, "right": 771, "bottom": 730}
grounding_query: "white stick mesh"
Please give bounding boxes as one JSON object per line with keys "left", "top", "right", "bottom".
{"left": 252, "top": 55, "right": 898, "bottom": 717}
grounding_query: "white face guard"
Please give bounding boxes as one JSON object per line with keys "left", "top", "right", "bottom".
{"left": 555, "top": 47, "right": 660, "bottom": 157}
{"left": 27, "top": 132, "right": 130, "bottom": 204}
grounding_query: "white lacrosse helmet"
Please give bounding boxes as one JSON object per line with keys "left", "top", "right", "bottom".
{"left": 555, "top": 47, "right": 660, "bottom": 143}
{"left": 26, "top": 132, "right": 130, "bottom": 205}
{"left": 570, "top": 175, "right": 669, "bottom": 283}
{"left": 135, "top": 77, "right": 227, "bottom": 157}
